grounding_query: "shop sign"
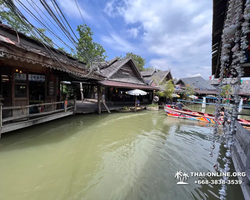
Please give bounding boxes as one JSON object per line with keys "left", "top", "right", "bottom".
{"left": 14, "top": 73, "right": 26, "bottom": 81}
{"left": 28, "top": 74, "right": 45, "bottom": 82}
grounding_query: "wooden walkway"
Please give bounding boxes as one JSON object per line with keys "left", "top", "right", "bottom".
{"left": 75, "top": 99, "right": 139, "bottom": 114}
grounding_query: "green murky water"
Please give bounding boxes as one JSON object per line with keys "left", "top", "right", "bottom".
{"left": 0, "top": 109, "right": 244, "bottom": 200}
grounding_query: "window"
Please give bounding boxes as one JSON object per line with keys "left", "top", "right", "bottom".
{"left": 15, "top": 85, "right": 27, "bottom": 98}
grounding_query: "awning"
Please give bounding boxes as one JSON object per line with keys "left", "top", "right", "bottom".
{"left": 99, "top": 80, "right": 159, "bottom": 90}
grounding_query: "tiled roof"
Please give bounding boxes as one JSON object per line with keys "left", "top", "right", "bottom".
{"left": 177, "top": 76, "right": 216, "bottom": 90}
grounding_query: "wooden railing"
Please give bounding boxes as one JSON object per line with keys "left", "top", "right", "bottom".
{"left": 0, "top": 99, "right": 76, "bottom": 128}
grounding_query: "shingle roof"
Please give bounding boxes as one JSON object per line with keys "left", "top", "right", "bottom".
{"left": 99, "top": 58, "right": 143, "bottom": 80}
{"left": 142, "top": 70, "right": 171, "bottom": 85}
{"left": 141, "top": 70, "right": 156, "bottom": 77}
{"left": 177, "top": 76, "right": 216, "bottom": 90}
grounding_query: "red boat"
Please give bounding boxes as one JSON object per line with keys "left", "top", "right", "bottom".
{"left": 164, "top": 105, "right": 250, "bottom": 127}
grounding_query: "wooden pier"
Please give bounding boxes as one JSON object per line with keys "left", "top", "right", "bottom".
{"left": 0, "top": 99, "right": 76, "bottom": 136}
{"left": 75, "top": 99, "right": 137, "bottom": 114}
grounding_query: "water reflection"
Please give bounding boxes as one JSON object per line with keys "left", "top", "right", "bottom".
{"left": 0, "top": 110, "right": 244, "bottom": 200}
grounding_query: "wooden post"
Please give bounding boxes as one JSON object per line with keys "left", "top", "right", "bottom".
{"left": 64, "top": 100, "right": 67, "bottom": 112}
{"left": 80, "top": 82, "right": 84, "bottom": 102}
{"left": 152, "top": 90, "right": 155, "bottom": 104}
{"left": 97, "top": 84, "right": 101, "bottom": 115}
{"left": 246, "top": 146, "right": 250, "bottom": 184}
{"left": 135, "top": 96, "right": 137, "bottom": 112}
{"left": 74, "top": 98, "right": 76, "bottom": 113}
{"left": 0, "top": 102, "right": 2, "bottom": 137}
{"left": 102, "top": 100, "right": 111, "bottom": 113}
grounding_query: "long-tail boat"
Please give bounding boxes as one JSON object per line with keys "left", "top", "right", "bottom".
{"left": 164, "top": 105, "right": 250, "bottom": 127}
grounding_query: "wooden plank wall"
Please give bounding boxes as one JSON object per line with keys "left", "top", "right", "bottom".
{"left": 231, "top": 121, "right": 250, "bottom": 200}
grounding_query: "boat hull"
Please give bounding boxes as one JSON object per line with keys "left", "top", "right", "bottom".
{"left": 117, "top": 106, "right": 145, "bottom": 112}
{"left": 165, "top": 106, "right": 250, "bottom": 127}
{"left": 164, "top": 106, "right": 218, "bottom": 124}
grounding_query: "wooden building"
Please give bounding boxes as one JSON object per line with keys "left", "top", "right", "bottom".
{"left": 175, "top": 76, "right": 218, "bottom": 96}
{"left": 0, "top": 23, "right": 103, "bottom": 135}
{"left": 96, "top": 58, "right": 158, "bottom": 104}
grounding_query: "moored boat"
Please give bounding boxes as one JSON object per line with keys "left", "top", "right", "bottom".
{"left": 117, "top": 106, "right": 146, "bottom": 112}
{"left": 164, "top": 105, "right": 250, "bottom": 127}
{"left": 164, "top": 105, "right": 219, "bottom": 124}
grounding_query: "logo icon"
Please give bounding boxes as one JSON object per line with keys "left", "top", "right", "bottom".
{"left": 174, "top": 170, "right": 189, "bottom": 184}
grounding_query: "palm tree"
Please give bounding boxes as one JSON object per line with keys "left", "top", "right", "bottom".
{"left": 174, "top": 170, "right": 183, "bottom": 181}
{"left": 182, "top": 173, "right": 189, "bottom": 182}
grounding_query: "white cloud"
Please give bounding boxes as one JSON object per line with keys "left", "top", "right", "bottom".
{"left": 101, "top": 32, "right": 135, "bottom": 51}
{"left": 56, "top": 0, "right": 91, "bottom": 20}
{"left": 104, "top": 0, "right": 115, "bottom": 17}
{"left": 149, "top": 59, "right": 173, "bottom": 70}
{"left": 104, "top": 0, "right": 213, "bottom": 78}
{"left": 186, "top": 73, "right": 202, "bottom": 77}
{"left": 126, "top": 27, "right": 139, "bottom": 38}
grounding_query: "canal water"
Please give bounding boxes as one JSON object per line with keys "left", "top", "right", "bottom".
{"left": 0, "top": 108, "right": 244, "bottom": 200}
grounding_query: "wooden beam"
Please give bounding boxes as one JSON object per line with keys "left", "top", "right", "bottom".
{"left": 102, "top": 100, "right": 111, "bottom": 113}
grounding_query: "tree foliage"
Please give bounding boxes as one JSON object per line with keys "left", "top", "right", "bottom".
{"left": 144, "top": 66, "right": 155, "bottom": 71}
{"left": 0, "top": 1, "right": 54, "bottom": 47}
{"left": 124, "top": 52, "right": 146, "bottom": 71}
{"left": 221, "top": 84, "right": 232, "bottom": 98}
{"left": 0, "top": 0, "right": 31, "bottom": 34}
{"left": 75, "top": 24, "right": 107, "bottom": 65}
{"left": 156, "top": 79, "right": 175, "bottom": 99}
{"left": 185, "top": 85, "right": 195, "bottom": 96}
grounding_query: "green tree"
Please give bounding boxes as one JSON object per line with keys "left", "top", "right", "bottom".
{"left": 221, "top": 84, "right": 232, "bottom": 103}
{"left": 0, "top": 1, "right": 55, "bottom": 47}
{"left": 0, "top": 0, "right": 31, "bottom": 34}
{"left": 156, "top": 79, "right": 175, "bottom": 99}
{"left": 75, "top": 24, "right": 107, "bottom": 65}
{"left": 124, "top": 52, "right": 146, "bottom": 71}
{"left": 145, "top": 66, "right": 155, "bottom": 71}
{"left": 185, "top": 85, "right": 195, "bottom": 96}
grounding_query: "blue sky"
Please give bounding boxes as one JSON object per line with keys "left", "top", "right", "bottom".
{"left": 17, "top": 0, "right": 213, "bottom": 79}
